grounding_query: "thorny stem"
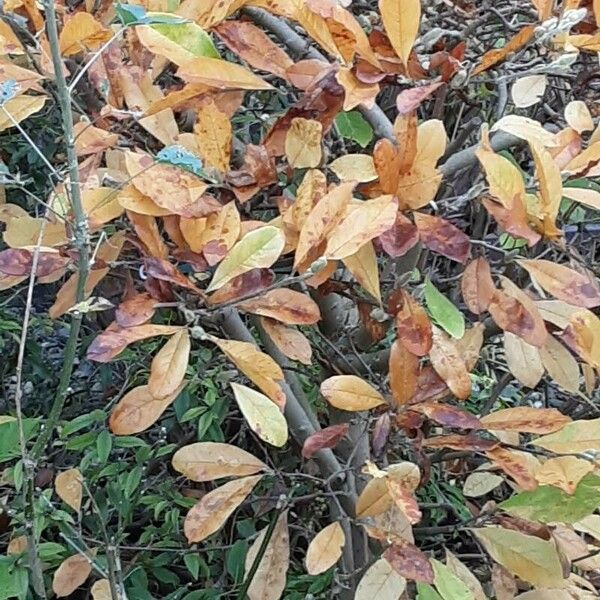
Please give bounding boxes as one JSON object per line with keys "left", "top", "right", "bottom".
{"left": 32, "top": 1, "right": 92, "bottom": 458}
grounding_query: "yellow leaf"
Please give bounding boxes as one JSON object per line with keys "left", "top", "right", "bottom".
{"left": 530, "top": 140, "right": 562, "bottom": 236}
{"left": 564, "top": 101, "right": 594, "bottom": 134}
{"left": 177, "top": 56, "right": 273, "bottom": 90}
{"left": 184, "top": 475, "right": 263, "bottom": 543}
{"left": 503, "top": 332, "right": 544, "bottom": 389}
{"left": 562, "top": 186, "right": 600, "bottom": 211}
{"left": 336, "top": 67, "right": 379, "bottom": 111}
{"left": 540, "top": 335, "right": 580, "bottom": 393}
{"left": 245, "top": 511, "right": 289, "bottom": 600}
{"left": 0, "top": 19, "right": 25, "bottom": 54}
{"left": 379, "top": 0, "right": 421, "bottom": 67}
{"left": 260, "top": 318, "right": 312, "bottom": 365}
{"left": 0, "top": 95, "right": 47, "bottom": 132}
{"left": 463, "top": 465, "right": 504, "bottom": 498}
{"left": 473, "top": 527, "right": 565, "bottom": 589}
{"left": 342, "top": 241, "right": 381, "bottom": 301}
{"left": 535, "top": 456, "right": 594, "bottom": 495}
{"left": 325, "top": 195, "right": 398, "bottom": 260}
{"left": 207, "top": 226, "right": 285, "bottom": 292}
{"left": 533, "top": 418, "right": 600, "bottom": 454}
{"left": 91, "top": 580, "right": 112, "bottom": 600}
{"left": 231, "top": 383, "right": 288, "bottom": 447}
{"left": 148, "top": 330, "right": 191, "bottom": 398}
{"left": 172, "top": 442, "right": 267, "bottom": 482}
{"left": 59, "top": 12, "right": 112, "bottom": 56}
{"left": 109, "top": 382, "right": 187, "bottom": 435}
{"left": 285, "top": 117, "right": 323, "bottom": 169}
{"left": 82, "top": 187, "right": 124, "bottom": 226}
{"left": 52, "top": 553, "right": 93, "bottom": 597}
{"left": 355, "top": 558, "right": 407, "bottom": 600}
{"left": 320, "top": 375, "right": 386, "bottom": 411}
{"left": 55, "top": 468, "right": 83, "bottom": 512}
{"left": 2, "top": 214, "right": 67, "bottom": 248}
{"left": 211, "top": 337, "right": 286, "bottom": 406}
{"left": 476, "top": 145, "right": 526, "bottom": 209}
{"left": 306, "top": 522, "right": 345, "bottom": 575}
{"left": 329, "top": 154, "right": 378, "bottom": 182}
{"left": 491, "top": 115, "right": 558, "bottom": 147}
{"left": 356, "top": 476, "right": 393, "bottom": 518}
{"left": 194, "top": 99, "right": 232, "bottom": 172}
{"left": 117, "top": 185, "right": 171, "bottom": 217}
{"left": 564, "top": 140, "right": 600, "bottom": 176}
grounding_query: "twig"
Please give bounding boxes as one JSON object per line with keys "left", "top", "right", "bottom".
{"left": 33, "top": 0, "right": 92, "bottom": 458}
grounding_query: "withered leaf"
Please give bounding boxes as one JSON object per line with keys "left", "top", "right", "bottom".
{"left": 414, "top": 213, "right": 470, "bottom": 264}
{"left": 395, "top": 290, "right": 433, "bottom": 356}
{"left": 461, "top": 257, "right": 495, "bottom": 315}
{"left": 383, "top": 539, "right": 434, "bottom": 584}
{"left": 238, "top": 288, "right": 320, "bottom": 325}
{"left": 302, "top": 423, "right": 350, "bottom": 459}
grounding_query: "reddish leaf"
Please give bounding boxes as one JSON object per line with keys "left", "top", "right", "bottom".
{"left": 87, "top": 324, "right": 183, "bottom": 363}
{"left": 208, "top": 269, "right": 275, "bottom": 305}
{"left": 377, "top": 212, "right": 420, "bottom": 258}
{"left": 0, "top": 248, "right": 70, "bottom": 277}
{"left": 115, "top": 293, "right": 156, "bottom": 328}
{"left": 422, "top": 434, "right": 499, "bottom": 452}
{"left": 413, "top": 213, "right": 470, "bottom": 263}
{"left": 461, "top": 257, "right": 495, "bottom": 315}
{"left": 386, "top": 478, "right": 422, "bottom": 524}
{"left": 238, "top": 288, "right": 321, "bottom": 325}
{"left": 395, "top": 290, "right": 433, "bottom": 356}
{"left": 413, "top": 401, "right": 482, "bottom": 430}
{"left": 485, "top": 447, "right": 538, "bottom": 491}
{"left": 384, "top": 540, "right": 434, "bottom": 583}
{"left": 145, "top": 257, "right": 204, "bottom": 295}
{"left": 408, "top": 365, "right": 450, "bottom": 404}
{"left": 396, "top": 81, "right": 444, "bottom": 115}
{"left": 372, "top": 412, "right": 391, "bottom": 455}
{"left": 389, "top": 340, "right": 419, "bottom": 406}
{"left": 429, "top": 327, "right": 472, "bottom": 400}
{"left": 488, "top": 290, "right": 544, "bottom": 347}
{"left": 302, "top": 424, "right": 350, "bottom": 459}
{"left": 481, "top": 195, "right": 541, "bottom": 247}
{"left": 358, "top": 302, "right": 387, "bottom": 344}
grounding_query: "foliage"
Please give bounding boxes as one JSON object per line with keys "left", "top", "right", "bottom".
{"left": 0, "top": 0, "right": 599, "bottom": 599}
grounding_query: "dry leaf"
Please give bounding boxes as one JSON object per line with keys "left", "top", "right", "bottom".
{"left": 260, "top": 318, "right": 312, "bottom": 365}
{"left": 379, "top": 0, "right": 421, "bottom": 67}
{"left": 302, "top": 423, "right": 349, "bottom": 459}
{"left": 239, "top": 288, "right": 320, "bottom": 325}
{"left": 59, "top": 12, "right": 111, "bottom": 56}
{"left": 55, "top": 468, "right": 83, "bottom": 512}
{"left": 388, "top": 340, "right": 419, "bottom": 406}
{"left": 564, "top": 101, "right": 593, "bottom": 134}
{"left": 480, "top": 407, "right": 570, "bottom": 434}
{"left": 535, "top": 456, "right": 594, "bottom": 495}
{"left": 194, "top": 99, "right": 232, "bottom": 172}
{"left": 355, "top": 558, "right": 407, "bottom": 600}
{"left": 285, "top": 118, "right": 323, "bottom": 169}
{"left": 503, "top": 333, "right": 544, "bottom": 389}
{"left": 511, "top": 75, "right": 547, "bottom": 108}
{"left": 91, "top": 579, "right": 112, "bottom": 600}
{"left": 342, "top": 241, "right": 381, "bottom": 301}
{"left": 148, "top": 330, "right": 191, "bottom": 398}
{"left": 329, "top": 154, "right": 378, "bottom": 182}
{"left": 533, "top": 418, "right": 600, "bottom": 454}
{"left": 540, "top": 335, "right": 580, "bottom": 393}
{"left": 320, "top": 375, "right": 386, "bottom": 411}
{"left": 429, "top": 326, "right": 471, "bottom": 400}
{"left": 52, "top": 553, "right": 93, "bottom": 597}
{"left": 306, "top": 521, "right": 345, "bottom": 575}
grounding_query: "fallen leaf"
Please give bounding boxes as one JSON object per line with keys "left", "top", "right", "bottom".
{"left": 329, "top": 154, "right": 378, "bottom": 182}
{"left": 463, "top": 466, "right": 504, "bottom": 498}
{"left": 231, "top": 383, "right": 288, "bottom": 447}
{"left": 0, "top": 95, "right": 48, "bottom": 132}
{"left": 535, "top": 456, "right": 594, "bottom": 495}
{"left": 564, "top": 101, "right": 594, "bottom": 134}
{"left": 0, "top": 248, "right": 70, "bottom": 278}
{"left": 148, "top": 330, "right": 191, "bottom": 398}
{"left": 55, "top": 468, "right": 83, "bottom": 512}
{"left": 302, "top": 423, "right": 350, "bottom": 459}
{"left": 320, "top": 375, "right": 386, "bottom": 411}
{"left": 177, "top": 56, "right": 274, "bottom": 90}
{"left": 207, "top": 226, "right": 285, "bottom": 292}
{"left": 245, "top": 511, "right": 289, "bottom": 600}
{"left": 172, "top": 442, "right": 267, "bottom": 482}
{"left": 473, "top": 527, "right": 565, "bottom": 589}
{"left": 184, "top": 475, "right": 263, "bottom": 543}
{"left": 285, "top": 117, "right": 323, "bottom": 169}
{"left": 511, "top": 75, "right": 547, "bottom": 108}
{"left": 109, "top": 382, "right": 187, "bottom": 435}
{"left": 52, "top": 553, "right": 93, "bottom": 597}
{"left": 306, "top": 521, "right": 345, "bottom": 575}
{"left": 378, "top": 212, "right": 420, "bottom": 258}
{"left": 91, "top": 579, "right": 112, "bottom": 600}
{"left": 336, "top": 67, "right": 379, "bottom": 110}
{"left": 115, "top": 293, "right": 156, "bottom": 328}
{"left": 59, "top": 12, "right": 111, "bottom": 56}
{"left": 491, "top": 115, "right": 557, "bottom": 147}
{"left": 473, "top": 25, "right": 535, "bottom": 76}
{"left": 533, "top": 418, "right": 600, "bottom": 454}
{"left": 480, "top": 407, "right": 570, "bottom": 434}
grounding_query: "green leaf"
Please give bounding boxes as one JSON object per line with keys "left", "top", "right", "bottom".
{"left": 431, "top": 559, "right": 473, "bottom": 600}
{"left": 499, "top": 474, "right": 600, "bottom": 524}
{"left": 184, "top": 553, "right": 201, "bottom": 581}
{"left": 424, "top": 279, "right": 465, "bottom": 339}
{"left": 0, "top": 419, "right": 38, "bottom": 463}
{"left": 335, "top": 111, "right": 373, "bottom": 148}
{"left": 0, "top": 558, "right": 28, "bottom": 600}
{"left": 96, "top": 429, "right": 112, "bottom": 464}
{"left": 116, "top": 3, "right": 188, "bottom": 25}
{"left": 226, "top": 539, "right": 248, "bottom": 583}
{"left": 151, "top": 22, "right": 219, "bottom": 59}
{"left": 417, "top": 583, "right": 444, "bottom": 600}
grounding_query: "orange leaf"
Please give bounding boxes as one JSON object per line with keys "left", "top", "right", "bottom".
{"left": 485, "top": 447, "right": 538, "bottom": 491}
{"left": 480, "top": 407, "right": 571, "bottom": 434}
{"left": 52, "top": 553, "right": 93, "bottom": 597}
{"left": 388, "top": 340, "right": 419, "bottom": 406}
{"left": 429, "top": 327, "right": 472, "bottom": 400}
{"left": 239, "top": 288, "right": 321, "bottom": 325}
{"left": 194, "top": 99, "right": 232, "bottom": 172}
{"left": 461, "top": 257, "right": 495, "bottom": 315}
{"left": 394, "top": 291, "right": 432, "bottom": 356}
{"left": 260, "top": 318, "right": 312, "bottom": 365}
{"left": 472, "top": 25, "right": 535, "bottom": 76}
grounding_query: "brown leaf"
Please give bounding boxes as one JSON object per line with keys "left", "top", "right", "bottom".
{"left": 261, "top": 317, "right": 312, "bottom": 365}
{"left": 413, "top": 401, "right": 482, "bottom": 430}
{"left": 214, "top": 20, "right": 294, "bottom": 80}
{"left": 0, "top": 248, "right": 70, "bottom": 277}
{"left": 413, "top": 213, "right": 470, "bottom": 263}
{"left": 485, "top": 447, "right": 538, "bottom": 491}
{"left": 208, "top": 269, "right": 275, "bottom": 305}
{"left": 480, "top": 407, "right": 571, "bottom": 434}
{"left": 540, "top": 334, "right": 580, "bottom": 393}
{"left": 503, "top": 332, "right": 544, "bottom": 389}
{"left": 389, "top": 340, "right": 419, "bottom": 406}
{"left": 55, "top": 468, "right": 83, "bottom": 512}
{"left": 461, "top": 257, "right": 495, "bottom": 315}
{"left": 473, "top": 25, "right": 535, "bottom": 75}
{"left": 238, "top": 288, "right": 320, "bottom": 325}
{"left": 395, "top": 290, "right": 433, "bottom": 356}
{"left": 109, "top": 382, "right": 187, "bottom": 435}
{"left": 87, "top": 324, "right": 184, "bottom": 363}
{"left": 429, "top": 327, "right": 472, "bottom": 400}
{"left": 408, "top": 365, "right": 450, "bottom": 404}
{"left": 52, "top": 553, "right": 93, "bottom": 597}
{"left": 145, "top": 257, "right": 204, "bottom": 295}
{"left": 127, "top": 211, "right": 169, "bottom": 259}
{"left": 383, "top": 540, "right": 434, "bottom": 583}
{"left": 377, "top": 212, "right": 420, "bottom": 258}
{"left": 302, "top": 423, "right": 350, "bottom": 459}
{"left": 422, "top": 434, "right": 499, "bottom": 452}
{"left": 517, "top": 259, "right": 600, "bottom": 309}
{"left": 115, "top": 293, "right": 156, "bottom": 328}
{"left": 481, "top": 195, "right": 541, "bottom": 247}
{"left": 184, "top": 475, "right": 263, "bottom": 543}
{"left": 396, "top": 81, "right": 443, "bottom": 115}
{"left": 148, "top": 330, "right": 191, "bottom": 399}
